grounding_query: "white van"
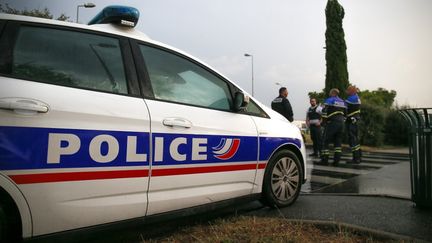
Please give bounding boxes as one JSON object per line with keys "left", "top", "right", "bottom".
{"left": 0, "top": 6, "right": 306, "bottom": 241}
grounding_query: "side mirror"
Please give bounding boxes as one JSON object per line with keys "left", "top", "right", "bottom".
{"left": 234, "top": 91, "right": 250, "bottom": 112}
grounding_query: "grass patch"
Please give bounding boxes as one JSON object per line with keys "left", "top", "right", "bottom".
{"left": 142, "top": 216, "right": 407, "bottom": 242}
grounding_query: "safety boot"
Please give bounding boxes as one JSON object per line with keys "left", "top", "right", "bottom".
{"left": 315, "top": 154, "right": 329, "bottom": 166}
{"left": 333, "top": 152, "right": 341, "bottom": 166}
{"left": 347, "top": 150, "right": 361, "bottom": 164}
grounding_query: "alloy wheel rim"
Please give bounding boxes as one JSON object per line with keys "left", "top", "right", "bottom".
{"left": 271, "top": 157, "right": 299, "bottom": 201}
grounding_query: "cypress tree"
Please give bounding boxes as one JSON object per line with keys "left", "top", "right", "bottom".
{"left": 325, "top": 0, "right": 349, "bottom": 97}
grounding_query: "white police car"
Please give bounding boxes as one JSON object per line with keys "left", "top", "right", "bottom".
{"left": 0, "top": 6, "right": 306, "bottom": 241}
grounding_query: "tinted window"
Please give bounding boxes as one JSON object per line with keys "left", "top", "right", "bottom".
{"left": 140, "top": 45, "right": 232, "bottom": 110}
{"left": 245, "top": 100, "right": 268, "bottom": 117}
{"left": 11, "top": 26, "right": 128, "bottom": 94}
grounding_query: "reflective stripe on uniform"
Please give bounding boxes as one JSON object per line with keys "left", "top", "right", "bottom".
{"left": 321, "top": 149, "right": 330, "bottom": 155}
{"left": 326, "top": 111, "right": 344, "bottom": 118}
{"left": 347, "top": 110, "right": 361, "bottom": 117}
{"left": 351, "top": 144, "right": 361, "bottom": 151}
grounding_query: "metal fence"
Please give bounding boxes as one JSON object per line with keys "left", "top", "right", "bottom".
{"left": 399, "top": 108, "right": 432, "bottom": 208}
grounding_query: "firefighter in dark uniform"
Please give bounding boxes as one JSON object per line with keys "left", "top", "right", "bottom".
{"left": 345, "top": 85, "right": 361, "bottom": 164}
{"left": 306, "top": 98, "right": 322, "bottom": 157}
{"left": 319, "top": 88, "right": 346, "bottom": 166}
{"left": 271, "top": 87, "right": 294, "bottom": 122}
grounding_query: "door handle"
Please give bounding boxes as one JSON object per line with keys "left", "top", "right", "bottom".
{"left": 163, "top": 118, "right": 192, "bottom": 128}
{"left": 0, "top": 98, "right": 49, "bottom": 113}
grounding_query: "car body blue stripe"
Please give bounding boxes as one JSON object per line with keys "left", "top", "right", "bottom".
{"left": 259, "top": 136, "right": 301, "bottom": 161}
{"left": 0, "top": 126, "right": 300, "bottom": 171}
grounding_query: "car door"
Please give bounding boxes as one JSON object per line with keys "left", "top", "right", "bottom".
{"left": 133, "top": 42, "right": 260, "bottom": 215}
{"left": 0, "top": 22, "right": 150, "bottom": 236}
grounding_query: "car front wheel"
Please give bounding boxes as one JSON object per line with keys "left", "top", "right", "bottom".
{"left": 262, "top": 150, "right": 302, "bottom": 208}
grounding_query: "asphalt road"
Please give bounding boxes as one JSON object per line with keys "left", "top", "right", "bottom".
{"left": 247, "top": 195, "right": 432, "bottom": 242}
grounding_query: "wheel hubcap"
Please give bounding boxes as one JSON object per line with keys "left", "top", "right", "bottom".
{"left": 271, "top": 157, "right": 299, "bottom": 201}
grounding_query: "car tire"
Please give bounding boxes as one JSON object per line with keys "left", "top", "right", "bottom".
{"left": 262, "top": 150, "right": 302, "bottom": 208}
{"left": 0, "top": 202, "right": 9, "bottom": 242}
{"left": 0, "top": 198, "right": 20, "bottom": 243}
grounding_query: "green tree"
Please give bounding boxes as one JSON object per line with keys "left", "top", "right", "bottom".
{"left": 309, "top": 87, "right": 396, "bottom": 107}
{"left": 325, "top": 0, "right": 349, "bottom": 97}
{"left": 358, "top": 88, "right": 396, "bottom": 109}
{"left": 307, "top": 91, "right": 326, "bottom": 105}
{"left": 56, "top": 13, "right": 71, "bottom": 22}
{"left": 0, "top": 3, "right": 70, "bottom": 21}
{"left": 357, "top": 88, "right": 409, "bottom": 146}
{"left": 356, "top": 88, "right": 397, "bottom": 146}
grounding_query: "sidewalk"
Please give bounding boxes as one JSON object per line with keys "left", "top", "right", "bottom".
{"left": 247, "top": 194, "right": 432, "bottom": 241}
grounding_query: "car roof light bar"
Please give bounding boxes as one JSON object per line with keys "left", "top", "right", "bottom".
{"left": 88, "top": 5, "right": 139, "bottom": 27}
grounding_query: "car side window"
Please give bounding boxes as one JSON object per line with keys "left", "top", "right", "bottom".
{"left": 140, "top": 45, "right": 232, "bottom": 110}
{"left": 245, "top": 100, "right": 268, "bottom": 118}
{"left": 10, "top": 26, "right": 128, "bottom": 94}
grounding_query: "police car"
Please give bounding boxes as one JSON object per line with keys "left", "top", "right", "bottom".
{"left": 0, "top": 6, "right": 306, "bottom": 241}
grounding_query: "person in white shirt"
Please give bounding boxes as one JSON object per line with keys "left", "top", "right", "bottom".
{"left": 306, "top": 98, "right": 323, "bottom": 157}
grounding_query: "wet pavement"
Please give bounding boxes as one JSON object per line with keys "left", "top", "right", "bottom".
{"left": 250, "top": 145, "right": 430, "bottom": 241}
{"left": 302, "top": 147, "right": 411, "bottom": 198}
{"left": 269, "top": 147, "right": 432, "bottom": 241}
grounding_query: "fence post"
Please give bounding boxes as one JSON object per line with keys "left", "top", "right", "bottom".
{"left": 399, "top": 108, "right": 432, "bottom": 208}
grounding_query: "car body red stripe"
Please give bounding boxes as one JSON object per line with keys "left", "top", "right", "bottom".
{"left": 9, "top": 162, "right": 267, "bottom": 184}
{"left": 215, "top": 139, "right": 240, "bottom": 160}
{"left": 9, "top": 169, "right": 150, "bottom": 184}
{"left": 151, "top": 163, "right": 257, "bottom": 176}
{"left": 257, "top": 163, "right": 266, "bottom": 169}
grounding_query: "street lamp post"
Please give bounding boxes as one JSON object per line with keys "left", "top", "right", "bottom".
{"left": 76, "top": 3, "right": 96, "bottom": 23}
{"left": 244, "top": 53, "right": 254, "bottom": 96}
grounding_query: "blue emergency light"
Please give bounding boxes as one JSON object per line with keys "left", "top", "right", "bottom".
{"left": 88, "top": 5, "right": 139, "bottom": 27}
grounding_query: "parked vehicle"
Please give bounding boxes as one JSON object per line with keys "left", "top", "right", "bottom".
{"left": 0, "top": 6, "right": 306, "bottom": 241}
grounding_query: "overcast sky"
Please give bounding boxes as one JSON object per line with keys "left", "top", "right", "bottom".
{"left": 3, "top": 0, "right": 432, "bottom": 119}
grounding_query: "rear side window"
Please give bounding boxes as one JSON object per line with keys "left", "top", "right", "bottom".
{"left": 10, "top": 26, "right": 128, "bottom": 94}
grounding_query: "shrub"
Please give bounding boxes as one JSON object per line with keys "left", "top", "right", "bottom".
{"left": 383, "top": 109, "right": 409, "bottom": 146}
{"left": 358, "top": 103, "right": 385, "bottom": 146}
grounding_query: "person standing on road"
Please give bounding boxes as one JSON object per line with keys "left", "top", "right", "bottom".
{"left": 318, "top": 88, "right": 346, "bottom": 166}
{"left": 271, "top": 87, "right": 294, "bottom": 122}
{"left": 345, "top": 85, "right": 361, "bottom": 164}
{"left": 306, "top": 98, "right": 323, "bottom": 157}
